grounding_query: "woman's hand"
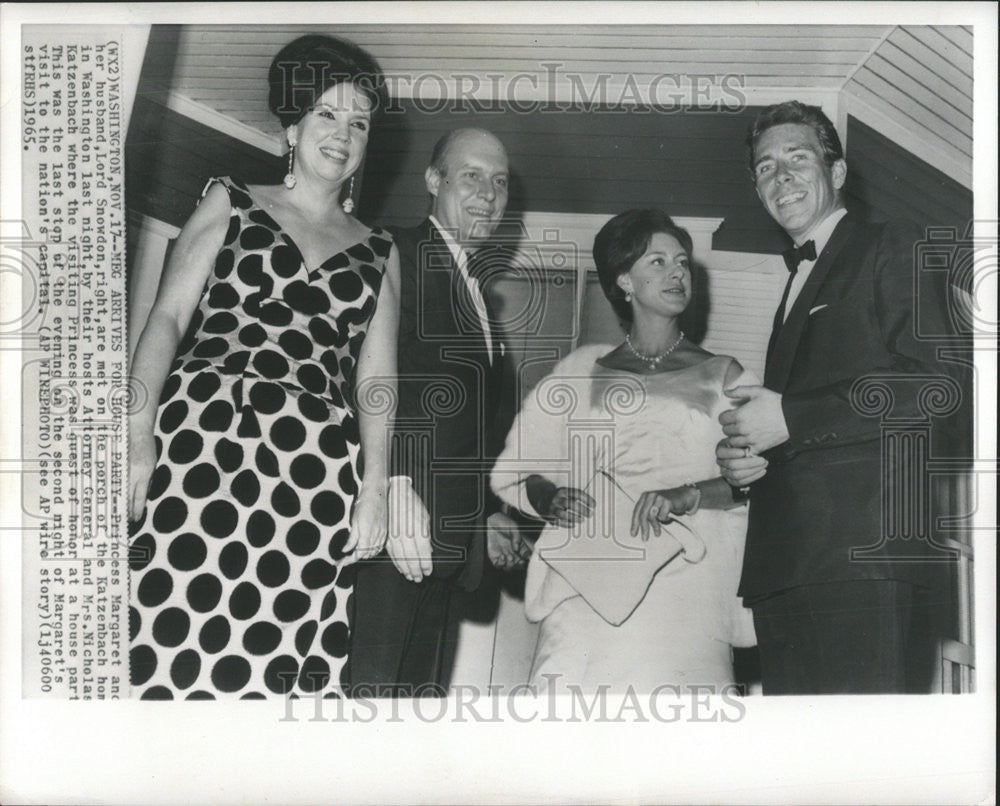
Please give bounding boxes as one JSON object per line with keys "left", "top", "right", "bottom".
{"left": 386, "top": 476, "right": 433, "bottom": 583}
{"left": 525, "top": 474, "right": 595, "bottom": 528}
{"left": 546, "top": 487, "right": 595, "bottom": 528}
{"left": 630, "top": 486, "right": 700, "bottom": 541}
{"left": 347, "top": 479, "right": 389, "bottom": 560}
{"left": 129, "top": 427, "right": 157, "bottom": 522}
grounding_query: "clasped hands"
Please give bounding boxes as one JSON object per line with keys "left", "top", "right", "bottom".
{"left": 715, "top": 385, "right": 788, "bottom": 487}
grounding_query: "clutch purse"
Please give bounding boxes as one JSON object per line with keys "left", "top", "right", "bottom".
{"left": 533, "top": 469, "right": 706, "bottom": 625}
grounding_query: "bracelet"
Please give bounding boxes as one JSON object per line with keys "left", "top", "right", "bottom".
{"left": 683, "top": 483, "right": 702, "bottom": 515}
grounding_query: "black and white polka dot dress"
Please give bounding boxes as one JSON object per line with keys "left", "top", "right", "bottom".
{"left": 129, "top": 176, "right": 393, "bottom": 699}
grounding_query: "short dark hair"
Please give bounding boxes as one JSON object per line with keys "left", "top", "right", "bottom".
{"left": 746, "top": 100, "right": 844, "bottom": 175}
{"left": 268, "top": 34, "right": 388, "bottom": 128}
{"left": 592, "top": 209, "right": 694, "bottom": 324}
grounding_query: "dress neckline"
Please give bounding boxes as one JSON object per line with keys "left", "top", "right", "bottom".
{"left": 594, "top": 352, "right": 729, "bottom": 378}
{"left": 236, "top": 178, "right": 383, "bottom": 276}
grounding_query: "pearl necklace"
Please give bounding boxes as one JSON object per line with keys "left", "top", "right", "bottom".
{"left": 625, "top": 330, "right": 685, "bottom": 370}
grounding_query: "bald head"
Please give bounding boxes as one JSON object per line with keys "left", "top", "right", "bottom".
{"left": 430, "top": 128, "right": 506, "bottom": 177}
{"left": 425, "top": 128, "right": 509, "bottom": 248}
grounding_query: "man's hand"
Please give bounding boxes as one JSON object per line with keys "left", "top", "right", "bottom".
{"left": 718, "top": 385, "right": 790, "bottom": 454}
{"left": 386, "top": 477, "right": 433, "bottom": 583}
{"left": 487, "top": 511, "right": 532, "bottom": 571}
{"left": 715, "top": 440, "right": 770, "bottom": 487}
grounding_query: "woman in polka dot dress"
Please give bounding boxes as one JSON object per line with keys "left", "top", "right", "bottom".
{"left": 127, "top": 36, "right": 400, "bottom": 699}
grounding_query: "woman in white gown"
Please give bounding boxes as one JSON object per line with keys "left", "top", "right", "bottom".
{"left": 491, "top": 210, "right": 758, "bottom": 693}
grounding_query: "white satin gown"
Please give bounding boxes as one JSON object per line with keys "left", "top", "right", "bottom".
{"left": 491, "top": 346, "right": 757, "bottom": 692}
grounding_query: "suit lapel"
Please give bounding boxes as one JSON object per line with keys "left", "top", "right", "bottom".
{"left": 415, "top": 221, "right": 458, "bottom": 346}
{"left": 424, "top": 221, "right": 496, "bottom": 363}
{"left": 765, "top": 288, "right": 789, "bottom": 366}
{"left": 765, "top": 214, "right": 856, "bottom": 391}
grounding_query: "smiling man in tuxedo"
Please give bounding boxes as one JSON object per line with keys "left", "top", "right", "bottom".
{"left": 715, "top": 101, "right": 960, "bottom": 694}
{"left": 349, "top": 129, "right": 528, "bottom": 695}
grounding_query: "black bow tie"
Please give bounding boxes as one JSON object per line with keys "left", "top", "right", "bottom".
{"left": 782, "top": 239, "right": 817, "bottom": 273}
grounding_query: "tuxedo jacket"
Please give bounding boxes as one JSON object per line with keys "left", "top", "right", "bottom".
{"left": 387, "top": 219, "right": 509, "bottom": 591}
{"left": 739, "top": 213, "right": 962, "bottom": 603}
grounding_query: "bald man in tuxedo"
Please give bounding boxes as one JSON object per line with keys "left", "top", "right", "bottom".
{"left": 349, "top": 129, "right": 527, "bottom": 695}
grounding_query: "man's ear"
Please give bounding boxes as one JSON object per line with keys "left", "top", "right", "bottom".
{"left": 831, "top": 158, "right": 847, "bottom": 191}
{"left": 425, "top": 165, "right": 441, "bottom": 197}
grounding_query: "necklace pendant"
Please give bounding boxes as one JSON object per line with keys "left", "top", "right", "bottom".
{"left": 626, "top": 329, "right": 685, "bottom": 370}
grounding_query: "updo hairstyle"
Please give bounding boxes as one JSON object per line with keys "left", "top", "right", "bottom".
{"left": 267, "top": 34, "right": 388, "bottom": 128}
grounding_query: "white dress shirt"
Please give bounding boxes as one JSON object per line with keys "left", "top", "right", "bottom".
{"left": 783, "top": 207, "right": 848, "bottom": 322}
{"left": 429, "top": 215, "right": 494, "bottom": 363}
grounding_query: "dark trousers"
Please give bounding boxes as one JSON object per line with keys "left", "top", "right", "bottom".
{"left": 347, "top": 554, "right": 452, "bottom": 697}
{"left": 751, "top": 580, "right": 916, "bottom": 695}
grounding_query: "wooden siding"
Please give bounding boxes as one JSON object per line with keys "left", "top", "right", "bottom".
{"left": 139, "top": 24, "right": 976, "bottom": 189}
{"left": 127, "top": 24, "right": 973, "bottom": 253}
{"left": 843, "top": 26, "right": 973, "bottom": 185}
{"left": 843, "top": 115, "right": 973, "bottom": 231}
{"left": 360, "top": 99, "right": 789, "bottom": 253}
{"left": 126, "top": 93, "right": 284, "bottom": 231}
{"left": 166, "top": 24, "right": 890, "bottom": 136}
{"left": 125, "top": 101, "right": 973, "bottom": 261}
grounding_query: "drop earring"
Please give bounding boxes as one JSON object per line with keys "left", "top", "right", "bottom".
{"left": 283, "top": 132, "right": 297, "bottom": 189}
{"left": 342, "top": 176, "right": 355, "bottom": 213}
{"left": 625, "top": 291, "right": 633, "bottom": 302}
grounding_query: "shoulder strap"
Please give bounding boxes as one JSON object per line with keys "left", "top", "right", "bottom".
{"left": 200, "top": 175, "right": 231, "bottom": 199}
{"left": 366, "top": 226, "right": 394, "bottom": 261}
{"left": 199, "top": 176, "right": 256, "bottom": 213}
